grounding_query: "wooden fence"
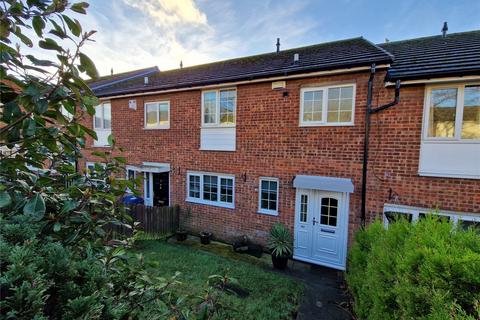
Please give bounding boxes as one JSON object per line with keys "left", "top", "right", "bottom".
{"left": 107, "top": 204, "right": 180, "bottom": 237}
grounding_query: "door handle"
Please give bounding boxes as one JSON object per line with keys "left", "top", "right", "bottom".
{"left": 313, "top": 217, "right": 317, "bottom": 226}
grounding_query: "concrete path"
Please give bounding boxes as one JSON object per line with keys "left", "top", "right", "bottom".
{"left": 280, "top": 260, "right": 353, "bottom": 320}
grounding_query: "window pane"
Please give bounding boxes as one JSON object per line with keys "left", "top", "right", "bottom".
{"left": 159, "top": 103, "right": 169, "bottom": 125}
{"left": 462, "top": 85, "right": 480, "bottom": 139}
{"left": 327, "top": 86, "right": 353, "bottom": 123}
{"left": 103, "top": 103, "right": 111, "bottom": 129}
{"left": 203, "top": 175, "right": 218, "bottom": 201}
{"left": 303, "top": 90, "right": 323, "bottom": 122}
{"left": 320, "top": 197, "right": 338, "bottom": 226}
{"left": 220, "top": 90, "right": 236, "bottom": 125}
{"left": 459, "top": 220, "right": 480, "bottom": 233}
{"left": 189, "top": 175, "right": 200, "bottom": 199}
{"left": 203, "top": 92, "right": 217, "bottom": 124}
{"left": 146, "top": 104, "right": 158, "bottom": 126}
{"left": 428, "top": 88, "right": 457, "bottom": 137}
{"left": 94, "top": 105, "right": 102, "bottom": 129}
{"left": 220, "top": 178, "right": 233, "bottom": 203}
{"left": 300, "top": 194, "right": 308, "bottom": 222}
{"left": 260, "top": 179, "right": 278, "bottom": 212}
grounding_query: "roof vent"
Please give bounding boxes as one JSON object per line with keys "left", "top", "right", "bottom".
{"left": 276, "top": 38, "right": 280, "bottom": 53}
{"left": 180, "top": 60, "right": 183, "bottom": 69}
{"left": 110, "top": 68, "right": 113, "bottom": 76}
{"left": 441, "top": 21, "right": 448, "bottom": 38}
{"left": 144, "top": 76, "right": 149, "bottom": 85}
{"left": 293, "top": 53, "right": 299, "bottom": 64}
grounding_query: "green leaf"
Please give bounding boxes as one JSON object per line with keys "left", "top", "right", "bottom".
{"left": 13, "top": 27, "right": 33, "bottom": 47}
{"left": 0, "top": 18, "right": 11, "bottom": 39}
{"left": 39, "top": 38, "right": 63, "bottom": 51}
{"left": 32, "top": 16, "right": 45, "bottom": 37}
{"left": 107, "top": 134, "right": 114, "bottom": 146}
{"left": 35, "top": 99, "right": 49, "bottom": 114}
{"left": 62, "top": 15, "right": 81, "bottom": 37}
{"left": 0, "top": 191, "right": 12, "bottom": 208}
{"left": 23, "top": 194, "right": 46, "bottom": 221}
{"left": 23, "top": 118, "right": 36, "bottom": 136}
{"left": 53, "top": 222, "right": 61, "bottom": 232}
{"left": 60, "top": 200, "right": 77, "bottom": 214}
{"left": 79, "top": 53, "right": 98, "bottom": 79}
{"left": 71, "top": 2, "right": 89, "bottom": 14}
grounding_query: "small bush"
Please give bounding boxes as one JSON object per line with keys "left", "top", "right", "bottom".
{"left": 346, "top": 216, "right": 480, "bottom": 320}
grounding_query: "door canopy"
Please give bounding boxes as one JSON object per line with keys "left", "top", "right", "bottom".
{"left": 293, "top": 175, "right": 354, "bottom": 193}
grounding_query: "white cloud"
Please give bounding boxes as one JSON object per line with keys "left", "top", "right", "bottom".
{"left": 79, "top": 0, "right": 318, "bottom": 76}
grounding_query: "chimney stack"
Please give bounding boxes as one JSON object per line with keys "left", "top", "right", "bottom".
{"left": 180, "top": 60, "right": 183, "bottom": 69}
{"left": 276, "top": 38, "right": 280, "bottom": 53}
{"left": 110, "top": 68, "right": 113, "bottom": 76}
{"left": 442, "top": 22, "right": 448, "bottom": 38}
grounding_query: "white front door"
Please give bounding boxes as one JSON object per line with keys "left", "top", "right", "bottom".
{"left": 294, "top": 189, "right": 349, "bottom": 270}
{"left": 144, "top": 172, "right": 153, "bottom": 206}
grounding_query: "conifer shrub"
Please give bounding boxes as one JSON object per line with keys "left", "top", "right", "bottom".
{"left": 347, "top": 216, "right": 480, "bottom": 320}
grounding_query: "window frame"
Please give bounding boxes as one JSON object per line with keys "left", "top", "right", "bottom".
{"left": 257, "top": 177, "right": 279, "bottom": 216}
{"left": 299, "top": 84, "right": 356, "bottom": 127}
{"left": 383, "top": 203, "right": 480, "bottom": 229}
{"left": 201, "top": 88, "right": 237, "bottom": 128}
{"left": 186, "top": 171, "right": 235, "bottom": 209}
{"left": 144, "top": 100, "right": 170, "bottom": 129}
{"left": 422, "top": 83, "right": 480, "bottom": 142}
{"left": 93, "top": 102, "right": 112, "bottom": 131}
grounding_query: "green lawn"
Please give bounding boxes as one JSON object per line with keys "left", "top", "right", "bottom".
{"left": 134, "top": 240, "right": 303, "bottom": 320}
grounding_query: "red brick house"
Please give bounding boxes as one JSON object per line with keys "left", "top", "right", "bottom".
{"left": 81, "top": 30, "right": 480, "bottom": 270}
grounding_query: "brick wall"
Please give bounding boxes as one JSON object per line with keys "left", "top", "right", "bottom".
{"left": 79, "top": 70, "right": 480, "bottom": 244}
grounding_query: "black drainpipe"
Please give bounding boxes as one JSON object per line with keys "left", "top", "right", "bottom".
{"left": 360, "top": 64, "right": 401, "bottom": 227}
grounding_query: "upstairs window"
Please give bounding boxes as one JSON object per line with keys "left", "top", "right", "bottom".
{"left": 94, "top": 103, "right": 111, "bottom": 130}
{"left": 93, "top": 102, "right": 111, "bottom": 147}
{"left": 300, "top": 84, "right": 355, "bottom": 126}
{"left": 202, "top": 88, "right": 236, "bottom": 126}
{"left": 425, "top": 84, "right": 480, "bottom": 140}
{"left": 145, "top": 101, "right": 170, "bottom": 129}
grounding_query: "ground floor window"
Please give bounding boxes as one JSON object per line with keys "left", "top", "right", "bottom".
{"left": 258, "top": 177, "right": 279, "bottom": 215}
{"left": 186, "top": 172, "right": 234, "bottom": 208}
{"left": 383, "top": 203, "right": 480, "bottom": 232}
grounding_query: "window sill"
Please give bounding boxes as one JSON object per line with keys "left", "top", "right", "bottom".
{"left": 201, "top": 125, "right": 236, "bottom": 129}
{"left": 257, "top": 209, "right": 279, "bottom": 216}
{"left": 418, "top": 170, "right": 480, "bottom": 180}
{"left": 421, "top": 139, "right": 480, "bottom": 144}
{"left": 186, "top": 198, "right": 235, "bottom": 209}
{"left": 92, "top": 144, "right": 111, "bottom": 148}
{"left": 299, "top": 122, "right": 354, "bottom": 127}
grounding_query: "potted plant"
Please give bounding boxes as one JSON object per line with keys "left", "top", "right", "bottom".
{"left": 175, "top": 206, "right": 190, "bottom": 241}
{"left": 200, "top": 231, "right": 212, "bottom": 244}
{"left": 267, "top": 223, "right": 293, "bottom": 269}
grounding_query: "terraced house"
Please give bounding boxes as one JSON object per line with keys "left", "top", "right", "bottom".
{"left": 81, "top": 30, "right": 480, "bottom": 270}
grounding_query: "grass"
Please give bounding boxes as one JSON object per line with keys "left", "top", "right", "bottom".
{"left": 134, "top": 240, "right": 304, "bottom": 320}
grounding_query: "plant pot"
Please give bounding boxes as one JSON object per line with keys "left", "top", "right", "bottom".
{"left": 271, "top": 255, "right": 289, "bottom": 269}
{"left": 200, "top": 231, "right": 212, "bottom": 245}
{"left": 176, "top": 230, "right": 188, "bottom": 241}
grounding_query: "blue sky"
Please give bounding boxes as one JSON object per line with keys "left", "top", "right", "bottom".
{"left": 79, "top": 0, "right": 480, "bottom": 75}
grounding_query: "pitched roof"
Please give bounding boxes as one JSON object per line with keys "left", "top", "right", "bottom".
{"left": 379, "top": 30, "right": 480, "bottom": 81}
{"left": 92, "top": 37, "right": 392, "bottom": 97}
{"left": 88, "top": 66, "right": 159, "bottom": 91}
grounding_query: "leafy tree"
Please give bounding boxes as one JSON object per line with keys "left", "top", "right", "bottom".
{"left": 0, "top": 1, "right": 217, "bottom": 318}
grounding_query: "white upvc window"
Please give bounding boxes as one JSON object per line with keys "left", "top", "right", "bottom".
{"left": 201, "top": 88, "right": 236, "bottom": 127}
{"left": 258, "top": 177, "right": 279, "bottom": 215}
{"left": 424, "top": 84, "right": 480, "bottom": 140}
{"left": 93, "top": 102, "right": 112, "bottom": 147}
{"left": 144, "top": 101, "right": 170, "bottom": 129}
{"left": 94, "top": 102, "right": 111, "bottom": 130}
{"left": 419, "top": 83, "right": 480, "bottom": 179}
{"left": 383, "top": 203, "right": 480, "bottom": 232}
{"left": 186, "top": 172, "right": 235, "bottom": 208}
{"left": 85, "top": 162, "right": 106, "bottom": 177}
{"left": 300, "top": 84, "right": 356, "bottom": 126}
